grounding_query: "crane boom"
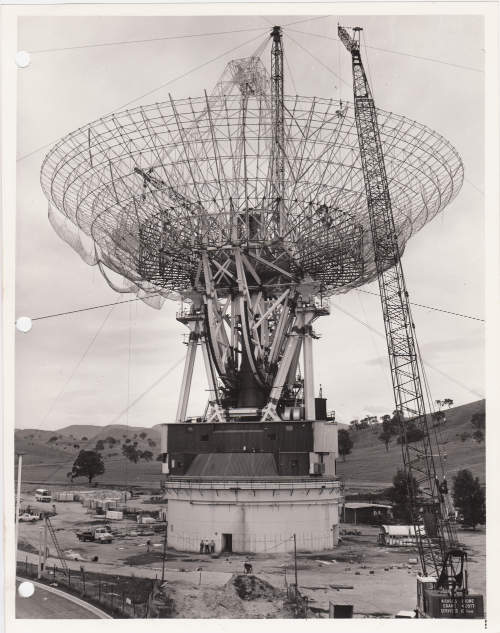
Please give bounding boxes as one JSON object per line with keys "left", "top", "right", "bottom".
{"left": 338, "top": 25, "right": 459, "bottom": 581}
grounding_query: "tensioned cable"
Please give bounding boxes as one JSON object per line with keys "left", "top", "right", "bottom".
{"left": 331, "top": 300, "right": 484, "bottom": 400}
{"left": 25, "top": 290, "right": 484, "bottom": 324}
{"left": 28, "top": 26, "right": 270, "bottom": 54}
{"left": 287, "top": 28, "right": 483, "bottom": 74}
{"left": 27, "top": 15, "right": 329, "bottom": 55}
{"left": 31, "top": 355, "right": 185, "bottom": 479}
{"left": 28, "top": 294, "right": 163, "bottom": 321}
{"left": 106, "top": 355, "right": 185, "bottom": 427}
{"left": 37, "top": 300, "right": 119, "bottom": 428}
{"left": 286, "top": 32, "right": 350, "bottom": 88}
{"left": 354, "top": 288, "right": 485, "bottom": 322}
{"left": 17, "top": 31, "right": 268, "bottom": 163}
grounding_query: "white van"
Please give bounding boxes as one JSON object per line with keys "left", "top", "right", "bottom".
{"left": 35, "top": 488, "right": 52, "bottom": 503}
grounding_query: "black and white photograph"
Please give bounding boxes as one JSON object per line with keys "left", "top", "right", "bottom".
{"left": 3, "top": 3, "right": 497, "bottom": 626}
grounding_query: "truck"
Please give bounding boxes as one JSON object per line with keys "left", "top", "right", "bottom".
{"left": 76, "top": 526, "right": 113, "bottom": 543}
{"left": 35, "top": 488, "right": 52, "bottom": 503}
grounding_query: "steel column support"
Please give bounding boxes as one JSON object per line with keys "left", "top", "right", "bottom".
{"left": 175, "top": 327, "right": 199, "bottom": 423}
{"left": 261, "top": 313, "right": 304, "bottom": 421}
{"left": 302, "top": 315, "right": 315, "bottom": 420}
{"left": 200, "top": 339, "right": 225, "bottom": 423}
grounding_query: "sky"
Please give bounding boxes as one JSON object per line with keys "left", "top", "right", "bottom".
{"left": 15, "top": 13, "right": 485, "bottom": 431}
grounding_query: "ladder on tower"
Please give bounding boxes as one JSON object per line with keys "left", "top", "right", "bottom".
{"left": 46, "top": 516, "right": 69, "bottom": 577}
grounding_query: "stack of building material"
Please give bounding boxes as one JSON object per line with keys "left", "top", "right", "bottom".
{"left": 54, "top": 491, "right": 75, "bottom": 502}
{"left": 106, "top": 510, "right": 124, "bottom": 520}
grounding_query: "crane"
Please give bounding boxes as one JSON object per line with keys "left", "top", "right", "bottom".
{"left": 338, "top": 25, "right": 484, "bottom": 618}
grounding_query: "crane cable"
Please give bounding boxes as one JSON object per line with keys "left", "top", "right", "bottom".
{"left": 331, "top": 300, "right": 484, "bottom": 400}
{"left": 286, "top": 28, "right": 483, "bottom": 74}
{"left": 17, "top": 30, "right": 269, "bottom": 163}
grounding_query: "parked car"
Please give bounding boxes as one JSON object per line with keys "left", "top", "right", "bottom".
{"left": 19, "top": 512, "right": 40, "bottom": 522}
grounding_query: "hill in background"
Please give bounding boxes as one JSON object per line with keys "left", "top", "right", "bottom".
{"left": 15, "top": 424, "right": 162, "bottom": 487}
{"left": 15, "top": 400, "right": 485, "bottom": 491}
{"left": 337, "top": 399, "right": 485, "bottom": 488}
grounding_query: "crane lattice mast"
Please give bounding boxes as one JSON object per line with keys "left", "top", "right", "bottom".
{"left": 338, "top": 25, "right": 459, "bottom": 581}
{"left": 271, "top": 25, "right": 286, "bottom": 236}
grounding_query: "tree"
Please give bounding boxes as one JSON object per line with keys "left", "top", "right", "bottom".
{"left": 397, "top": 422, "right": 425, "bottom": 445}
{"left": 122, "top": 444, "right": 141, "bottom": 463}
{"left": 387, "top": 469, "right": 419, "bottom": 523}
{"left": 432, "top": 410, "right": 446, "bottom": 427}
{"left": 442, "top": 398, "right": 454, "bottom": 409}
{"left": 472, "top": 429, "right": 484, "bottom": 443}
{"left": 139, "top": 431, "right": 147, "bottom": 439}
{"left": 140, "top": 450, "right": 153, "bottom": 462}
{"left": 378, "top": 422, "right": 393, "bottom": 452}
{"left": 70, "top": 450, "right": 105, "bottom": 484}
{"left": 338, "top": 429, "right": 353, "bottom": 462}
{"left": 471, "top": 411, "right": 485, "bottom": 432}
{"left": 95, "top": 439, "right": 105, "bottom": 451}
{"left": 452, "top": 469, "right": 485, "bottom": 529}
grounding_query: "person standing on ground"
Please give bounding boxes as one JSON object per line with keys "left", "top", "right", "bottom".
{"left": 210, "top": 539, "right": 215, "bottom": 554}
{"left": 200, "top": 539, "right": 204, "bottom": 554}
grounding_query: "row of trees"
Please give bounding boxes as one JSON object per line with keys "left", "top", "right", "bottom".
{"left": 348, "top": 397, "right": 454, "bottom": 433}
{"left": 388, "top": 468, "right": 485, "bottom": 529}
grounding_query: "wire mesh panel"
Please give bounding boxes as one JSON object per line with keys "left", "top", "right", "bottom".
{"left": 40, "top": 56, "right": 463, "bottom": 305}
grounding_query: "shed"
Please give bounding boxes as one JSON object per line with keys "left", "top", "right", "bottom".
{"left": 342, "top": 502, "right": 392, "bottom": 525}
{"left": 378, "top": 524, "right": 426, "bottom": 546}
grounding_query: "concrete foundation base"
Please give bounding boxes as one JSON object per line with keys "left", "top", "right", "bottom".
{"left": 163, "top": 476, "right": 343, "bottom": 553}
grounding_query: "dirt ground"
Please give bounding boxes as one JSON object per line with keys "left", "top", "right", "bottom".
{"left": 17, "top": 491, "right": 486, "bottom": 618}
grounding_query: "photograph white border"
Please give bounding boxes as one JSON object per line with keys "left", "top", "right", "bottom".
{"left": 2, "top": 2, "right": 498, "bottom": 632}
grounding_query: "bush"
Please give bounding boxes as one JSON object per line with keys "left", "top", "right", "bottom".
{"left": 397, "top": 423, "right": 425, "bottom": 444}
{"left": 387, "top": 469, "right": 419, "bottom": 523}
{"left": 452, "top": 469, "right": 485, "bottom": 529}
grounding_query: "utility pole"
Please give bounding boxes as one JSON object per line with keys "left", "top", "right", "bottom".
{"left": 161, "top": 523, "right": 168, "bottom": 584}
{"left": 15, "top": 453, "right": 24, "bottom": 554}
{"left": 43, "top": 516, "right": 48, "bottom": 571}
{"left": 293, "top": 533, "right": 298, "bottom": 589}
{"left": 37, "top": 527, "right": 43, "bottom": 579}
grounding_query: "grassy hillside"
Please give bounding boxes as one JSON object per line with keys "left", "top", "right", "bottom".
{"left": 15, "top": 401, "right": 485, "bottom": 490}
{"left": 15, "top": 424, "right": 163, "bottom": 488}
{"left": 337, "top": 399, "right": 485, "bottom": 487}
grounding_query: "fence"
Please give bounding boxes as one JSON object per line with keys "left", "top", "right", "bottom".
{"left": 16, "top": 560, "right": 174, "bottom": 618}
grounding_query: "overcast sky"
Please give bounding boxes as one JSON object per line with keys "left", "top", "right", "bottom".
{"left": 15, "top": 14, "right": 485, "bottom": 431}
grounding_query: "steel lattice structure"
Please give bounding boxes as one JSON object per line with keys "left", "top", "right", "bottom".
{"left": 40, "top": 27, "right": 464, "bottom": 426}
{"left": 338, "top": 24, "right": 460, "bottom": 585}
